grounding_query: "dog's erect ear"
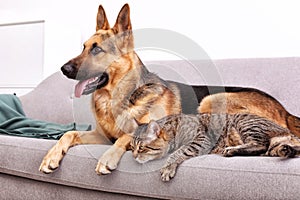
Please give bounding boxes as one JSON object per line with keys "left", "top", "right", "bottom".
{"left": 113, "top": 4, "right": 132, "bottom": 33}
{"left": 96, "top": 5, "right": 110, "bottom": 31}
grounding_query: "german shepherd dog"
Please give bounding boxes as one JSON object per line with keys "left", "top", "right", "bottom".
{"left": 39, "top": 4, "right": 300, "bottom": 175}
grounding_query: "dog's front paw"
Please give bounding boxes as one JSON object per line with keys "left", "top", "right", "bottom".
{"left": 160, "top": 163, "right": 177, "bottom": 182}
{"left": 95, "top": 145, "right": 125, "bottom": 175}
{"left": 39, "top": 145, "right": 64, "bottom": 174}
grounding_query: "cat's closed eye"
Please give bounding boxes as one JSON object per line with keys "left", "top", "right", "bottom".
{"left": 138, "top": 146, "right": 148, "bottom": 153}
{"left": 138, "top": 145, "right": 144, "bottom": 150}
{"left": 130, "top": 142, "right": 145, "bottom": 152}
{"left": 134, "top": 145, "right": 158, "bottom": 154}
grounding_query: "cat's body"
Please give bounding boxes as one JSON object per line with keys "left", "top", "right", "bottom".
{"left": 131, "top": 113, "right": 300, "bottom": 181}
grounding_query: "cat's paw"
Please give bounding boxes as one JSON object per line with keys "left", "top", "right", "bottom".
{"left": 277, "top": 144, "right": 296, "bottom": 158}
{"left": 222, "top": 146, "right": 237, "bottom": 157}
{"left": 160, "top": 163, "right": 177, "bottom": 182}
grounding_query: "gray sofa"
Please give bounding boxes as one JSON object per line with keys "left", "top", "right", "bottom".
{"left": 1, "top": 57, "right": 300, "bottom": 200}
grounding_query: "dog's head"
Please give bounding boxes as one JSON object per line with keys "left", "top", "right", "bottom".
{"left": 61, "top": 4, "right": 134, "bottom": 97}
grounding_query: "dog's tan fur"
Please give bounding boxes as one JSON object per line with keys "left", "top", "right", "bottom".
{"left": 40, "top": 4, "right": 300, "bottom": 175}
{"left": 199, "top": 92, "right": 288, "bottom": 127}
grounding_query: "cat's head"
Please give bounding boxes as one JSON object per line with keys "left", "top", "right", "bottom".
{"left": 131, "top": 120, "right": 170, "bottom": 164}
{"left": 266, "top": 135, "right": 297, "bottom": 157}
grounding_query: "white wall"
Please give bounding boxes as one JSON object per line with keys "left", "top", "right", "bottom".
{"left": 1, "top": 0, "right": 300, "bottom": 78}
{"left": 0, "top": 21, "right": 44, "bottom": 95}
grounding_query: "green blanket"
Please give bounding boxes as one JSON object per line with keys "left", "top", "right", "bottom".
{"left": 0, "top": 94, "right": 91, "bottom": 140}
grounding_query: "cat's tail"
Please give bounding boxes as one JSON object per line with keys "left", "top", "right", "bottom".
{"left": 287, "top": 114, "right": 300, "bottom": 138}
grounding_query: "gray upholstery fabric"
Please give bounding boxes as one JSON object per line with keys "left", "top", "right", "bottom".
{"left": 0, "top": 173, "right": 155, "bottom": 200}
{"left": 19, "top": 72, "right": 76, "bottom": 124}
{"left": 1, "top": 57, "right": 300, "bottom": 199}
{"left": 1, "top": 134, "right": 300, "bottom": 199}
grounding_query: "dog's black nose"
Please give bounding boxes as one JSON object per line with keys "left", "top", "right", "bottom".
{"left": 61, "top": 63, "right": 77, "bottom": 79}
{"left": 61, "top": 64, "right": 75, "bottom": 74}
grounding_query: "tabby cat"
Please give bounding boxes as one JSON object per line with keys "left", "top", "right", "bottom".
{"left": 131, "top": 113, "right": 300, "bottom": 181}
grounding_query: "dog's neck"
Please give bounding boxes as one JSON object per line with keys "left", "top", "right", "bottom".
{"left": 104, "top": 51, "right": 149, "bottom": 91}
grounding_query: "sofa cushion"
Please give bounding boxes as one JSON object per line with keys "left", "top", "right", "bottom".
{"left": 1, "top": 134, "right": 300, "bottom": 199}
{"left": 0, "top": 173, "right": 154, "bottom": 200}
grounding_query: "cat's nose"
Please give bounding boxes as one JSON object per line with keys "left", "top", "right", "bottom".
{"left": 133, "top": 151, "right": 138, "bottom": 159}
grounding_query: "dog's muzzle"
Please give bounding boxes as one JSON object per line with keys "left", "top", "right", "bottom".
{"left": 72, "top": 72, "right": 109, "bottom": 98}
{"left": 61, "top": 63, "right": 109, "bottom": 97}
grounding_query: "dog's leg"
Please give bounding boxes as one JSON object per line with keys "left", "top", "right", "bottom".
{"left": 95, "top": 133, "right": 132, "bottom": 175}
{"left": 39, "top": 130, "right": 108, "bottom": 173}
{"left": 93, "top": 84, "right": 173, "bottom": 175}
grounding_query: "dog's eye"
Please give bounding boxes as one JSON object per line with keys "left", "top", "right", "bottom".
{"left": 91, "top": 46, "right": 103, "bottom": 55}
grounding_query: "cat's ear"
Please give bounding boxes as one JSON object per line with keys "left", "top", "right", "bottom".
{"left": 147, "top": 120, "right": 161, "bottom": 141}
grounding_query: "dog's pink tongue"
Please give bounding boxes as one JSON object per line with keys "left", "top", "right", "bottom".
{"left": 75, "top": 79, "right": 90, "bottom": 98}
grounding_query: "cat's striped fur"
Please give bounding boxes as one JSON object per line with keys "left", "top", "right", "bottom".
{"left": 131, "top": 113, "right": 300, "bottom": 181}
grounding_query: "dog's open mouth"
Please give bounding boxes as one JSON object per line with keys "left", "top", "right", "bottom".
{"left": 74, "top": 73, "right": 109, "bottom": 98}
